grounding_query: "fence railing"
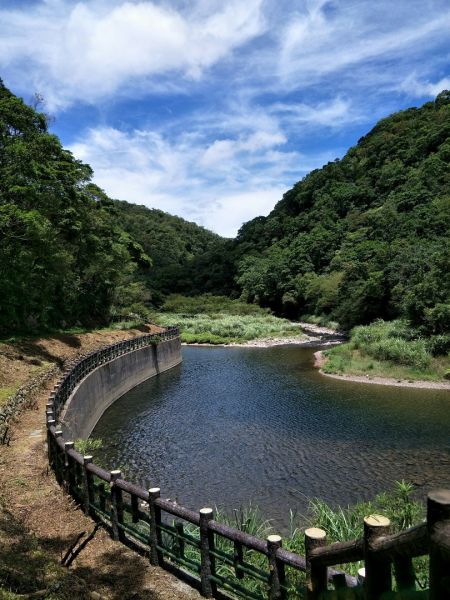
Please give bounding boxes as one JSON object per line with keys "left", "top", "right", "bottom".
{"left": 46, "top": 330, "right": 450, "bottom": 600}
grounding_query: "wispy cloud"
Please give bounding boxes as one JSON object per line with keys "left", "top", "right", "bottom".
{"left": 278, "top": 1, "right": 450, "bottom": 89}
{"left": 0, "top": 0, "right": 265, "bottom": 110}
{"left": 398, "top": 74, "right": 450, "bottom": 98}
{"left": 69, "top": 124, "right": 336, "bottom": 236}
{"left": 1, "top": 0, "right": 449, "bottom": 235}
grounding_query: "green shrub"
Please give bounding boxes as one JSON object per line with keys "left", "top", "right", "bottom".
{"left": 426, "top": 334, "right": 450, "bottom": 356}
{"left": 351, "top": 320, "right": 432, "bottom": 369}
{"left": 161, "top": 294, "right": 270, "bottom": 316}
{"left": 74, "top": 438, "right": 103, "bottom": 456}
{"left": 155, "top": 312, "right": 303, "bottom": 344}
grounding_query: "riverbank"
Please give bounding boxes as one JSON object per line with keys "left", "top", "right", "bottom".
{"left": 314, "top": 350, "right": 450, "bottom": 390}
{"left": 0, "top": 327, "right": 200, "bottom": 600}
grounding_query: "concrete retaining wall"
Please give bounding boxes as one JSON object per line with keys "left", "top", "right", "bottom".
{"left": 60, "top": 337, "right": 181, "bottom": 439}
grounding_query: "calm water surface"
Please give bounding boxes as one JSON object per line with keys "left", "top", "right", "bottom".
{"left": 93, "top": 346, "right": 450, "bottom": 529}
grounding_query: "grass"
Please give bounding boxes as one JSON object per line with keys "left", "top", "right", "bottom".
{"left": 151, "top": 294, "right": 305, "bottom": 344}
{"left": 0, "top": 496, "right": 88, "bottom": 599}
{"left": 0, "top": 386, "right": 18, "bottom": 407}
{"left": 0, "top": 318, "right": 146, "bottom": 344}
{"left": 323, "top": 319, "right": 450, "bottom": 382}
{"left": 154, "top": 312, "right": 304, "bottom": 344}
{"left": 299, "top": 314, "right": 340, "bottom": 330}
{"left": 176, "top": 481, "right": 427, "bottom": 597}
{"left": 0, "top": 362, "right": 51, "bottom": 409}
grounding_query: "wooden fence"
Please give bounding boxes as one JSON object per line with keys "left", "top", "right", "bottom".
{"left": 46, "top": 330, "right": 450, "bottom": 600}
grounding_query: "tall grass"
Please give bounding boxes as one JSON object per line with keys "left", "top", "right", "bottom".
{"left": 351, "top": 320, "right": 431, "bottom": 369}
{"left": 324, "top": 319, "right": 449, "bottom": 381}
{"left": 155, "top": 313, "right": 303, "bottom": 344}
{"left": 174, "top": 482, "right": 427, "bottom": 596}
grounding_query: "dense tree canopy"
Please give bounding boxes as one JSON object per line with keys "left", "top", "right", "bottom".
{"left": 231, "top": 92, "right": 450, "bottom": 333}
{"left": 1, "top": 81, "right": 449, "bottom": 339}
{"left": 0, "top": 82, "right": 218, "bottom": 333}
{"left": 108, "top": 200, "right": 221, "bottom": 303}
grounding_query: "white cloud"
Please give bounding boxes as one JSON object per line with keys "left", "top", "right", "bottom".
{"left": 69, "top": 123, "right": 333, "bottom": 237}
{"left": 201, "top": 189, "right": 285, "bottom": 237}
{"left": 0, "top": 0, "right": 265, "bottom": 109}
{"left": 269, "top": 97, "right": 360, "bottom": 128}
{"left": 3, "top": 0, "right": 449, "bottom": 236}
{"left": 277, "top": 1, "right": 450, "bottom": 88}
{"left": 398, "top": 74, "right": 450, "bottom": 98}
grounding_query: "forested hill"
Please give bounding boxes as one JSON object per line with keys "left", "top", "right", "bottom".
{"left": 1, "top": 79, "right": 449, "bottom": 338}
{"left": 232, "top": 92, "right": 450, "bottom": 333}
{"left": 0, "top": 81, "right": 220, "bottom": 334}
{"left": 110, "top": 200, "right": 221, "bottom": 303}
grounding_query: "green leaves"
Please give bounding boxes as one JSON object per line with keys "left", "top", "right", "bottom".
{"left": 232, "top": 91, "right": 450, "bottom": 337}
{"left": 0, "top": 82, "right": 153, "bottom": 334}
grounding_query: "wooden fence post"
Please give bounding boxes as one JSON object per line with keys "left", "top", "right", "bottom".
{"left": 54, "top": 430, "right": 63, "bottom": 483}
{"left": 233, "top": 541, "right": 244, "bottom": 579}
{"left": 83, "top": 455, "right": 93, "bottom": 515}
{"left": 267, "top": 534, "right": 286, "bottom": 600}
{"left": 305, "top": 528, "right": 327, "bottom": 600}
{"left": 199, "top": 507, "right": 216, "bottom": 598}
{"left": 428, "top": 489, "right": 450, "bottom": 600}
{"left": 63, "top": 441, "right": 74, "bottom": 490}
{"left": 110, "top": 470, "right": 123, "bottom": 541}
{"left": 363, "top": 515, "right": 391, "bottom": 600}
{"left": 175, "top": 522, "right": 185, "bottom": 559}
{"left": 148, "top": 487, "right": 163, "bottom": 566}
{"left": 47, "top": 420, "right": 56, "bottom": 467}
{"left": 393, "top": 556, "right": 415, "bottom": 591}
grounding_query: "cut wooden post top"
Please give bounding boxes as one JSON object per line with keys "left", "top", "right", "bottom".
{"left": 364, "top": 515, "right": 390, "bottom": 527}
{"left": 267, "top": 535, "right": 282, "bottom": 543}
{"left": 149, "top": 487, "right": 160, "bottom": 494}
{"left": 428, "top": 489, "right": 450, "bottom": 506}
{"left": 305, "top": 527, "right": 327, "bottom": 540}
{"left": 200, "top": 507, "right": 213, "bottom": 516}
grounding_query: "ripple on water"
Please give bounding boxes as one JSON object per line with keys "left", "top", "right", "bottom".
{"left": 93, "top": 345, "right": 450, "bottom": 530}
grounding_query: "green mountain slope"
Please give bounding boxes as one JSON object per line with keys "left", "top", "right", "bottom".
{"left": 233, "top": 92, "right": 450, "bottom": 334}
{"left": 0, "top": 81, "right": 220, "bottom": 333}
{"left": 110, "top": 200, "right": 221, "bottom": 303}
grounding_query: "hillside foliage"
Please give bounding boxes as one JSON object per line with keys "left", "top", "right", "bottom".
{"left": 231, "top": 92, "right": 450, "bottom": 335}
{"left": 0, "top": 82, "right": 217, "bottom": 334}
{"left": 1, "top": 81, "right": 449, "bottom": 342}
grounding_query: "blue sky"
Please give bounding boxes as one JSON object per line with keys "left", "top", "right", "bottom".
{"left": 1, "top": 0, "right": 450, "bottom": 237}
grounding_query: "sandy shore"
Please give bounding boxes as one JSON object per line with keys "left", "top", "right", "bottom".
{"left": 314, "top": 350, "right": 450, "bottom": 390}
{"left": 182, "top": 336, "right": 312, "bottom": 348}
{"left": 182, "top": 334, "right": 342, "bottom": 348}
{"left": 182, "top": 321, "right": 345, "bottom": 348}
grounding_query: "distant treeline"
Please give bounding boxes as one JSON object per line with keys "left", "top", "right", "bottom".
{"left": 1, "top": 80, "right": 449, "bottom": 340}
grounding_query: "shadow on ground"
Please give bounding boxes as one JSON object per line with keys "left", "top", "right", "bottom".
{"left": 0, "top": 501, "right": 159, "bottom": 599}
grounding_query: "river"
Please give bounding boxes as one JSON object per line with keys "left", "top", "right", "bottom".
{"left": 92, "top": 345, "right": 450, "bottom": 530}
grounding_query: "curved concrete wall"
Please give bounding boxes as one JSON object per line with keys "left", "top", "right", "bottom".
{"left": 60, "top": 337, "right": 181, "bottom": 439}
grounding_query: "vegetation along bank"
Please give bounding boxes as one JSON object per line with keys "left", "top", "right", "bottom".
{"left": 1, "top": 82, "right": 449, "bottom": 383}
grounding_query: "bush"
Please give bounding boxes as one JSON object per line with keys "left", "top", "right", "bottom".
{"left": 351, "top": 320, "right": 432, "bottom": 369}
{"left": 154, "top": 312, "right": 303, "bottom": 344}
{"left": 426, "top": 334, "right": 450, "bottom": 356}
{"left": 161, "top": 294, "right": 270, "bottom": 316}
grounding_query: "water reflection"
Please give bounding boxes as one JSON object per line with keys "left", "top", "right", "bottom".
{"left": 93, "top": 346, "right": 450, "bottom": 529}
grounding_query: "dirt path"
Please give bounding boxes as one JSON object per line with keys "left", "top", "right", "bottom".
{"left": 0, "top": 328, "right": 200, "bottom": 600}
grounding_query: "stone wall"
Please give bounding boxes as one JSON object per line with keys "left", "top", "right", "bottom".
{"left": 60, "top": 337, "right": 181, "bottom": 439}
